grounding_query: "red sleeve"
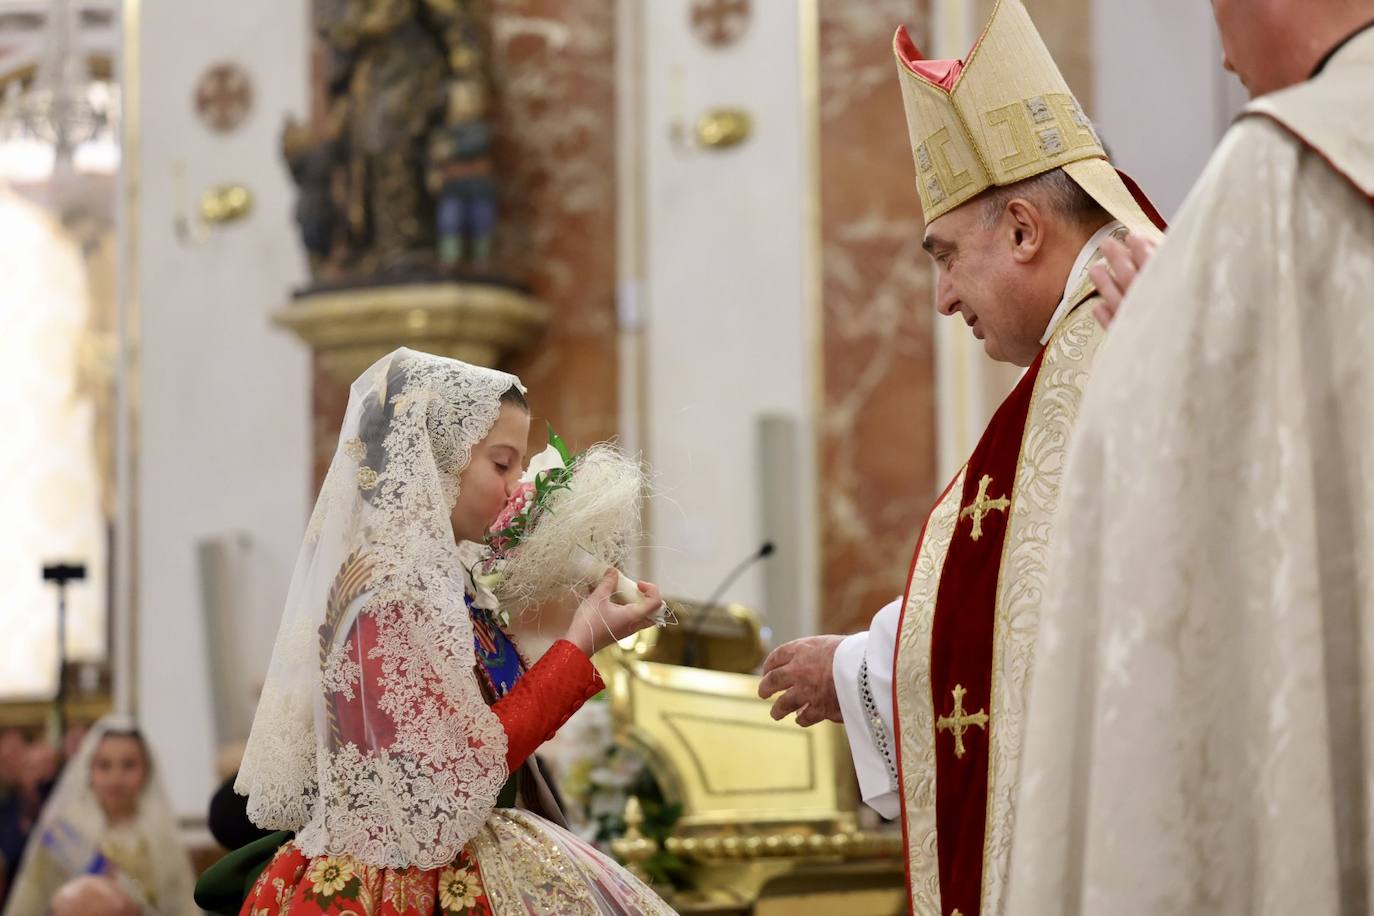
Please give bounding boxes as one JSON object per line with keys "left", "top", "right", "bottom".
{"left": 491, "top": 640, "right": 605, "bottom": 771}
{"left": 331, "top": 615, "right": 602, "bottom": 774}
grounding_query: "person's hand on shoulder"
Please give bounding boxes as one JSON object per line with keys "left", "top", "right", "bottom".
{"left": 1091, "top": 232, "right": 1158, "bottom": 328}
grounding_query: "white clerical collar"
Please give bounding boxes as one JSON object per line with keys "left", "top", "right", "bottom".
{"left": 1039, "top": 219, "right": 1125, "bottom": 345}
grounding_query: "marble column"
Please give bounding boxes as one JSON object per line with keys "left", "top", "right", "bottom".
{"left": 817, "top": 1, "right": 938, "bottom": 634}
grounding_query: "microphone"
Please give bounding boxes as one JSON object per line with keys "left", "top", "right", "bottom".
{"left": 42, "top": 561, "right": 87, "bottom": 745}
{"left": 42, "top": 563, "right": 87, "bottom": 584}
{"left": 680, "top": 541, "right": 774, "bottom": 668}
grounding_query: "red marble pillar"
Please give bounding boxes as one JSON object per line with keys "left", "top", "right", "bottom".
{"left": 818, "top": 2, "right": 938, "bottom": 634}
{"left": 488, "top": 0, "right": 619, "bottom": 455}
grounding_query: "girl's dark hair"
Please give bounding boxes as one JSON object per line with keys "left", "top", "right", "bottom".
{"left": 354, "top": 363, "right": 407, "bottom": 491}
{"left": 94, "top": 727, "right": 152, "bottom": 775}
{"left": 353, "top": 371, "right": 527, "bottom": 497}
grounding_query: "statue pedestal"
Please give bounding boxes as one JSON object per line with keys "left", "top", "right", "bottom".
{"left": 272, "top": 280, "right": 548, "bottom": 382}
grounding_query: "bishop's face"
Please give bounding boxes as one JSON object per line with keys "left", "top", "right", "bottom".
{"left": 922, "top": 202, "right": 1049, "bottom": 367}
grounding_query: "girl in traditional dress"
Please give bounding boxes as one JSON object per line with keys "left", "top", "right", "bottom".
{"left": 231, "top": 349, "right": 673, "bottom": 915}
{"left": 1, "top": 716, "right": 198, "bottom": 916}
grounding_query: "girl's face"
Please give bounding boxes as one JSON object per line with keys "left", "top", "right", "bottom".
{"left": 89, "top": 734, "right": 148, "bottom": 823}
{"left": 450, "top": 403, "right": 530, "bottom": 543}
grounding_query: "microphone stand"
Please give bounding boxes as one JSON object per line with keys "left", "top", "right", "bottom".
{"left": 680, "top": 542, "right": 774, "bottom": 668}
{"left": 42, "top": 562, "right": 86, "bottom": 745}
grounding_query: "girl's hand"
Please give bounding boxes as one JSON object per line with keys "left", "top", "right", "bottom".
{"left": 565, "top": 568, "right": 665, "bottom": 656}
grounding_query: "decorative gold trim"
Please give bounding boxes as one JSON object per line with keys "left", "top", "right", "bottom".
{"left": 894, "top": 466, "right": 967, "bottom": 912}
{"left": 978, "top": 300, "right": 1107, "bottom": 910}
{"left": 663, "top": 829, "right": 903, "bottom": 862}
{"left": 271, "top": 281, "right": 549, "bottom": 384}
{"left": 0, "top": 696, "right": 113, "bottom": 731}
{"left": 609, "top": 796, "right": 658, "bottom": 883}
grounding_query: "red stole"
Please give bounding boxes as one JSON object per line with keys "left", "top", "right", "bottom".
{"left": 926, "top": 350, "right": 1043, "bottom": 916}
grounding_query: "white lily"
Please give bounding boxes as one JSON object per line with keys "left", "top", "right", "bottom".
{"left": 522, "top": 443, "right": 566, "bottom": 483}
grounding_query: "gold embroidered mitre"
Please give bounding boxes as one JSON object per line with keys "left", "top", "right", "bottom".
{"left": 893, "top": 0, "right": 1162, "bottom": 238}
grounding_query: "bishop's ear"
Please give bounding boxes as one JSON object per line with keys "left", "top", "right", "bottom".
{"left": 1004, "top": 197, "right": 1045, "bottom": 264}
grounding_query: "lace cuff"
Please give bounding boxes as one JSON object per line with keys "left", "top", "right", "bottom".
{"left": 492, "top": 640, "right": 605, "bottom": 772}
{"left": 859, "top": 655, "right": 898, "bottom": 789}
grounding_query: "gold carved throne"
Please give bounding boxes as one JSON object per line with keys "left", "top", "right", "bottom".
{"left": 599, "top": 602, "right": 906, "bottom": 915}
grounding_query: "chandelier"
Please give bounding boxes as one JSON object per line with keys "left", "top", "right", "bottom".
{"left": 0, "top": 0, "right": 118, "bottom": 176}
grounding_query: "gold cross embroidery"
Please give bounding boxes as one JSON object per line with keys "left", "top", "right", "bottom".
{"left": 936, "top": 684, "right": 988, "bottom": 759}
{"left": 959, "top": 474, "right": 1010, "bottom": 541}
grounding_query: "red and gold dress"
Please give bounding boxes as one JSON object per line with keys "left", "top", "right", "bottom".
{"left": 241, "top": 597, "right": 669, "bottom": 916}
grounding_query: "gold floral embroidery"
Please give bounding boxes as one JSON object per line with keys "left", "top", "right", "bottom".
{"left": 356, "top": 465, "right": 380, "bottom": 491}
{"left": 306, "top": 856, "right": 355, "bottom": 896}
{"left": 472, "top": 810, "right": 674, "bottom": 914}
{"left": 893, "top": 470, "right": 965, "bottom": 915}
{"left": 343, "top": 437, "right": 367, "bottom": 462}
{"left": 273, "top": 875, "right": 293, "bottom": 912}
{"left": 438, "top": 865, "right": 484, "bottom": 911}
{"left": 249, "top": 874, "right": 294, "bottom": 916}
{"left": 382, "top": 868, "right": 435, "bottom": 913}
{"left": 248, "top": 845, "right": 298, "bottom": 910}
{"left": 247, "top": 860, "right": 274, "bottom": 900}
{"left": 979, "top": 306, "right": 1105, "bottom": 912}
{"left": 890, "top": 303, "right": 1106, "bottom": 916}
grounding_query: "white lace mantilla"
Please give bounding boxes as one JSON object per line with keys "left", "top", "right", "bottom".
{"left": 237, "top": 348, "right": 522, "bottom": 869}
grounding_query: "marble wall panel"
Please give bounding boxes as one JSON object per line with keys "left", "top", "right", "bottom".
{"left": 818, "top": 1, "right": 938, "bottom": 634}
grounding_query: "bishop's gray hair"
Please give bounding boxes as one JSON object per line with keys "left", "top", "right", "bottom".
{"left": 978, "top": 167, "right": 1109, "bottom": 229}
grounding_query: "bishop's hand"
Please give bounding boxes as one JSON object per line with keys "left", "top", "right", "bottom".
{"left": 758, "top": 635, "right": 845, "bottom": 727}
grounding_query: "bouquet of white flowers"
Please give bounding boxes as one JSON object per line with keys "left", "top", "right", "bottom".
{"left": 479, "top": 426, "right": 668, "bottom": 625}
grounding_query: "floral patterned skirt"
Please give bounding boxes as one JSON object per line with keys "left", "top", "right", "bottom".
{"left": 240, "top": 809, "right": 674, "bottom": 916}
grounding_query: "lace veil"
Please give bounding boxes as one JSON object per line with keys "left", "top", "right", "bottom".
{"left": 236, "top": 348, "right": 522, "bottom": 869}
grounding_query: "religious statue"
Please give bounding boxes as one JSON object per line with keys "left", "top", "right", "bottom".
{"left": 281, "top": 115, "right": 342, "bottom": 274}
{"left": 283, "top": 0, "right": 502, "bottom": 286}
{"left": 426, "top": 77, "right": 497, "bottom": 270}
